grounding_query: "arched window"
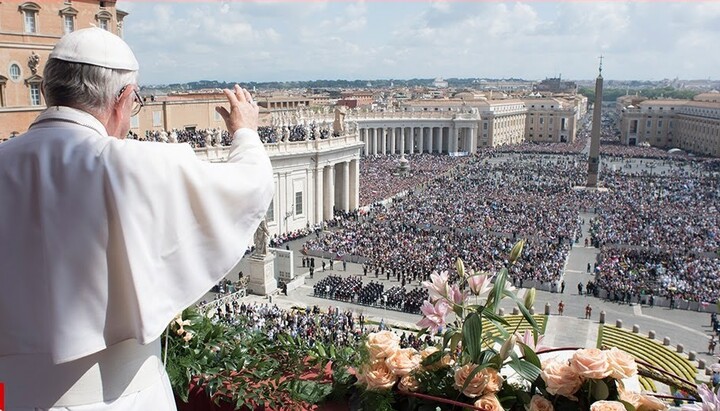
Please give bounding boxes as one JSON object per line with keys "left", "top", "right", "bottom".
{"left": 9, "top": 64, "right": 21, "bottom": 82}
{"left": 18, "top": 2, "right": 41, "bottom": 34}
{"left": 95, "top": 10, "right": 112, "bottom": 31}
{"left": 59, "top": 7, "right": 78, "bottom": 34}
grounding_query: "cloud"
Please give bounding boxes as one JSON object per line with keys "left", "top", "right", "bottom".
{"left": 118, "top": 1, "right": 720, "bottom": 84}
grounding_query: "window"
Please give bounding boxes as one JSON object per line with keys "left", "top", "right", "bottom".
{"left": 96, "top": 10, "right": 112, "bottom": 31}
{"left": 19, "top": 3, "right": 42, "bottom": 34}
{"left": 30, "top": 84, "right": 41, "bottom": 106}
{"left": 0, "top": 76, "right": 7, "bottom": 107}
{"left": 152, "top": 111, "right": 162, "bottom": 127}
{"left": 540, "top": 118, "right": 544, "bottom": 125}
{"left": 9, "top": 64, "right": 21, "bottom": 81}
{"left": 658, "top": 120, "right": 662, "bottom": 128}
{"left": 24, "top": 10, "right": 37, "bottom": 32}
{"left": 63, "top": 15, "right": 75, "bottom": 33}
{"left": 646, "top": 120, "right": 651, "bottom": 127}
{"left": 295, "top": 192, "right": 303, "bottom": 215}
{"left": 130, "top": 115, "right": 139, "bottom": 129}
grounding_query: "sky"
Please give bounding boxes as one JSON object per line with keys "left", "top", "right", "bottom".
{"left": 118, "top": 1, "right": 720, "bottom": 85}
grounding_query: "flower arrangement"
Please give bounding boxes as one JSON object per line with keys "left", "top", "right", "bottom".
{"left": 351, "top": 240, "right": 671, "bottom": 411}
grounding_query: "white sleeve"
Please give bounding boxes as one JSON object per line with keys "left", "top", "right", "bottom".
{"left": 101, "top": 128, "right": 273, "bottom": 345}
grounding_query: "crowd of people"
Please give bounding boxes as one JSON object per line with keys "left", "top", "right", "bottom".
{"left": 595, "top": 248, "right": 720, "bottom": 304}
{"left": 587, "top": 169, "right": 720, "bottom": 254}
{"left": 359, "top": 154, "right": 466, "bottom": 206}
{"left": 312, "top": 275, "right": 429, "bottom": 314}
{"left": 207, "top": 300, "right": 433, "bottom": 350}
{"left": 305, "top": 156, "right": 587, "bottom": 300}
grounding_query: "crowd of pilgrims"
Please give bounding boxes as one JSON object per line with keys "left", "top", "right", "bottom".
{"left": 305, "top": 156, "right": 586, "bottom": 305}
{"left": 305, "top": 145, "right": 720, "bottom": 307}
{"left": 313, "top": 275, "right": 428, "bottom": 314}
{"left": 208, "top": 300, "right": 433, "bottom": 350}
{"left": 359, "top": 154, "right": 467, "bottom": 206}
{"left": 594, "top": 248, "right": 720, "bottom": 304}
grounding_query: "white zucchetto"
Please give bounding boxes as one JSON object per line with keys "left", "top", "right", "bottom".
{"left": 49, "top": 27, "right": 139, "bottom": 71}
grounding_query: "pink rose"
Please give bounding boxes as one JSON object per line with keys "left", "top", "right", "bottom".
{"left": 385, "top": 348, "right": 421, "bottom": 376}
{"left": 398, "top": 374, "right": 420, "bottom": 393}
{"left": 454, "top": 363, "right": 488, "bottom": 398}
{"left": 541, "top": 357, "right": 583, "bottom": 399}
{"left": 636, "top": 394, "right": 668, "bottom": 411}
{"left": 360, "top": 360, "right": 397, "bottom": 391}
{"left": 590, "top": 401, "right": 627, "bottom": 411}
{"left": 528, "top": 395, "right": 554, "bottom": 411}
{"left": 620, "top": 388, "right": 668, "bottom": 411}
{"left": 572, "top": 348, "right": 612, "bottom": 380}
{"left": 606, "top": 347, "right": 638, "bottom": 380}
{"left": 482, "top": 368, "right": 503, "bottom": 394}
{"left": 474, "top": 394, "right": 504, "bottom": 411}
{"left": 366, "top": 330, "right": 400, "bottom": 360}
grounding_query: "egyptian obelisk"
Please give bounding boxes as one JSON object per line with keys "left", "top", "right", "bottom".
{"left": 586, "top": 56, "right": 603, "bottom": 188}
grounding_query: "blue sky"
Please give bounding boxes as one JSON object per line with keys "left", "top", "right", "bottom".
{"left": 118, "top": 1, "right": 720, "bottom": 85}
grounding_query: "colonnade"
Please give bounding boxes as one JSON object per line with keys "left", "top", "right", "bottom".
{"left": 314, "top": 159, "right": 360, "bottom": 222}
{"left": 358, "top": 125, "right": 477, "bottom": 156}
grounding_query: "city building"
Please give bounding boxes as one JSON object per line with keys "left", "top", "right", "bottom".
{"left": 617, "top": 94, "right": 720, "bottom": 156}
{"left": 0, "top": 0, "right": 127, "bottom": 140}
{"left": 534, "top": 77, "right": 577, "bottom": 94}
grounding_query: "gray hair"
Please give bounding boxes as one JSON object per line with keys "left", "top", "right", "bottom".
{"left": 42, "top": 58, "right": 138, "bottom": 114}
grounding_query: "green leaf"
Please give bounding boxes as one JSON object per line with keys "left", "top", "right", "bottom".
{"left": 592, "top": 379, "right": 609, "bottom": 400}
{"left": 450, "top": 332, "right": 463, "bottom": 354}
{"left": 508, "top": 358, "right": 541, "bottom": 382}
{"left": 619, "top": 399, "right": 637, "bottom": 411}
{"left": 421, "top": 350, "right": 444, "bottom": 367}
{"left": 442, "top": 329, "right": 455, "bottom": 350}
{"left": 462, "top": 312, "right": 483, "bottom": 363}
{"left": 504, "top": 288, "right": 539, "bottom": 331}
{"left": 490, "top": 268, "right": 508, "bottom": 312}
{"left": 518, "top": 342, "right": 542, "bottom": 369}
{"left": 482, "top": 309, "right": 511, "bottom": 327}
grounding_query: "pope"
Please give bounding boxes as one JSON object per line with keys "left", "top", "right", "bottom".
{"left": 0, "top": 27, "right": 273, "bottom": 410}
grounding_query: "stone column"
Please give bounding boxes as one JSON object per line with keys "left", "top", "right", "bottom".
{"left": 405, "top": 127, "right": 411, "bottom": 154}
{"left": 451, "top": 126, "right": 459, "bottom": 153}
{"left": 434, "top": 127, "right": 442, "bottom": 153}
{"left": 389, "top": 127, "right": 396, "bottom": 154}
{"left": 361, "top": 128, "right": 368, "bottom": 156}
{"left": 323, "top": 164, "right": 335, "bottom": 220}
{"left": 380, "top": 128, "right": 387, "bottom": 155}
{"left": 399, "top": 127, "right": 406, "bottom": 154}
{"left": 341, "top": 161, "right": 350, "bottom": 211}
{"left": 469, "top": 126, "right": 477, "bottom": 154}
{"left": 315, "top": 167, "right": 324, "bottom": 223}
{"left": 423, "top": 127, "right": 430, "bottom": 153}
{"left": 375, "top": 128, "right": 382, "bottom": 155}
{"left": 349, "top": 159, "right": 359, "bottom": 210}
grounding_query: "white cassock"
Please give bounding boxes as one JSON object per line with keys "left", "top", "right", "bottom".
{"left": 0, "top": 106, "right": 274, "bottom": 410}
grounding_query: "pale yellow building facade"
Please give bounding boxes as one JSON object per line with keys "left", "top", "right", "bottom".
{"left": 618, "top": 94, "right": 720, "bottom": 157}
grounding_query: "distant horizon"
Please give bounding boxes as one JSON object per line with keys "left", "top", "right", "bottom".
{"left": 140, "top": 76, "right": 719, "bottom": 88}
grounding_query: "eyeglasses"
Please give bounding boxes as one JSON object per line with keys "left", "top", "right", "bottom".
{"left": 118, "top": 85, "right": 144, "bottom": 116}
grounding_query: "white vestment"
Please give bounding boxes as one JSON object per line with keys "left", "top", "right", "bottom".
{"left": 0, "top": 107, "right": 274, "bottom": 410}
